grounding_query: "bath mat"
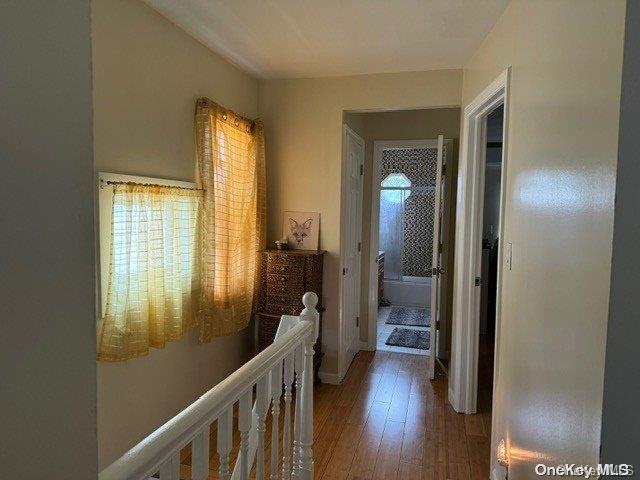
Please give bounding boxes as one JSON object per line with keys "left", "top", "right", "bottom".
{"left": 385, "top": 328, "right": 430, "bottom": 350}
{"left": 385, "top": 306, "right": 430, "bottom": 327}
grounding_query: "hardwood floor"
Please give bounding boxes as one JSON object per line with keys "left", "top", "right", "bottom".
{"left": 174, "top": 349, "right": 493, "bottom": 480}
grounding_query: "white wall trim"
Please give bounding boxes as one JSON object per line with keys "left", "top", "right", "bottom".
{"left": 359, "top": 340, "right": 375, "bottom": 351}
{"left": 367, "top": 139, "right": 452, "bottom": 352}
{"left": 449, "top": 68, "right": 510, "bottom": 420}
{"left": 318, "top": 371, "right": 343, "bottom": 385}
{"left": 339, "top": 124, "right": 365, "bottom": 382}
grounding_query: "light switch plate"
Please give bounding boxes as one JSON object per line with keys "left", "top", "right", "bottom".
{"left": 505, "top": 242, "right": 512, "bottom": 270}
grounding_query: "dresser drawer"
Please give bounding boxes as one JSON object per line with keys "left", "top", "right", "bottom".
{"left": 267, "top": 294, "right": 301, "bottom": 306}
{"left": 267, "top": 261, "right": 304, "bottom": 276}
{"left": 267, "top": 254, "right": 305, "bottom": 267}
{"left": 265, "top": 303, "right": 302, "bottom": 316}
{"left": 266, "top": 274, "right": 304, "bottom": 297}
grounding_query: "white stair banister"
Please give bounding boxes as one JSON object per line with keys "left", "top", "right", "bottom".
{"left": 191, "top": 427, "right": 210, "bottom": 480}
{"left": 159, "top": 452, "right": 180, "bottom": 480}
{"left": 270, "top": 361, "right": 283, "bottom": 480}
{"left": 217, "top": 407, "right": 233, "bottom": 480}
{"left": 255, "top": 375, "right": 269, "bottom": 480}
{"left": 238, "top": 389, "right": 252, "bottom": 480}
{"left": 98, "top": 292, "right": 318, "bottom": 480}
{"left": 293, "top": 292, "right": 319, "bottom": 480}
{"left": 281, "top": 351, "right": 294, "bottom": 480}
{"left": 231, "top": 296, "right": 318, "bottom": 480}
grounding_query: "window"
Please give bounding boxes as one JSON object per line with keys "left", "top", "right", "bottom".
{"left": 97, "top": 98, "right": 266, "bottom": 361}
{"left": 381, "top": 172, "right": 412, "bottom": 188}
{"left": 97, "top": 173, "right": 202, "bottom": 361}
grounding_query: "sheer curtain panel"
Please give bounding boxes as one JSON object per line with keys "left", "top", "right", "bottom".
{"left": 195, "top": 98, "right": 266, "bottom": 342}
{"left": 97, "top": 184, "right": 202, "bottom": 361}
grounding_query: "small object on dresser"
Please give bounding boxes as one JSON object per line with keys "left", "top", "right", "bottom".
{"left": 275, "top": 238, "right": 289, "bottom": 250}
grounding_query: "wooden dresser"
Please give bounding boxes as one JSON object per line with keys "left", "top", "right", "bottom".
{"left": 256, "top": 249, "right": 325, "bottom": 381}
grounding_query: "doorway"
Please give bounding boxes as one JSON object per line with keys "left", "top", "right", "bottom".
{"left": 476, "top": 104, "right": 503, "bottom": 429}
{"left": 339, "top": 125, "right": 365, "bottom": 380}
{"left": 449, "top": 69, "right": 509, "bottom": 415}
{"left": 372, "top": 138, "right": 450, "bottom": 361}
{"left": 339, "top": 107, "right": 461, "bottom": 382}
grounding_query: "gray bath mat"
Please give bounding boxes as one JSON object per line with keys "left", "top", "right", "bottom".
{"left": 385, "top": 306, "right": 430, "bottom": 327}
{"left": 385, "top": 327, "right": 430, "bottom": 350}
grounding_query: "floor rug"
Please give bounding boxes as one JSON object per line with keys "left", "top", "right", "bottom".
{"left": 385, "top": 306, "right": 430, "bottom": 327}
{"left": 385, "top": 327, "right": 430, "bottom": 350}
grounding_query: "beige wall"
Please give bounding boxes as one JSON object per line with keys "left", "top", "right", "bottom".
{"left": 345, "top": 109, "right": 461, "bottom": 350}
{"left": 93, "top": 0, "right": 259, "bottom": 467}
{"left": 458, "top": 0, "right": 626, "bottom": 476}
{"left": 259, "top": 71, "right": 462, "bottom": 375}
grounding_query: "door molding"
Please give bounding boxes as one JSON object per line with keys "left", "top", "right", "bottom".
{"left": 367, "top": 139, "right": 452, "bottom": 351}
{"left": 339, "top": 124, "right": 365, "bottom": 380}
{"left": 449, "top": 68, "right": 510, "bottom": 414}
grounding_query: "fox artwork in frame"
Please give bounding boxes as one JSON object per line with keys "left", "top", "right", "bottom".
{"left": 283, "top": 211, "right": 320, "bottom": 250}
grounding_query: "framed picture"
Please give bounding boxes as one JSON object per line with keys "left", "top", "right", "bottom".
{"left": 282, "top": 211, "right": 320, "bottom": 250}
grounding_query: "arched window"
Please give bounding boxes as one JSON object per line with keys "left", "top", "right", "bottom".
{"left": 381, "top": 172, "right": 411, "bottom": 188}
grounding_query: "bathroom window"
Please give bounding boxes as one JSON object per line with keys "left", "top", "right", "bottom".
{"left": 381, "top": 172, "right": 412, "bottom": 188}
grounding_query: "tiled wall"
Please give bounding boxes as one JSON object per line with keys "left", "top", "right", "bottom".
{"left": 380, "top": 148, "right": 438, "bottom": 277}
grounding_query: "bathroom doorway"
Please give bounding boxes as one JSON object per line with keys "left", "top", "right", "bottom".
{"left": 372, "top": 138, "right": 452, "bottom": 358}
{"left": 342, "top": 108, "right": 460, "bottom": 365}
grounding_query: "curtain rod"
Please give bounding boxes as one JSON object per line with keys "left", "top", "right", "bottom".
{"left": 102, "top": 180, "right": 202, "bottom": 192}
{"left": 196, "top": 97, "right": 256, "bottom": 127}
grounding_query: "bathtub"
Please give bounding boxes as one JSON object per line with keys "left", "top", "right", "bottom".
{"left": 383, "top": 276, "right": 431, "bottom": 307}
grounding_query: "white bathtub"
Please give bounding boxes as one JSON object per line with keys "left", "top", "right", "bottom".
{"left": 383, "top": 276, "right": 431, "bottom": 307}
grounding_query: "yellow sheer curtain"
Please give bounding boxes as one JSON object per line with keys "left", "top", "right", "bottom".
{"left": 195, "top": 98, "right": 266, "bottom": 342}
{"left": 97, "top": 184, "right": 202, "bottom": 361}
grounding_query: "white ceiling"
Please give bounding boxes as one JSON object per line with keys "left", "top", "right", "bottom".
{"left": 142, "top": 0, "right": 509, "bottom": 79}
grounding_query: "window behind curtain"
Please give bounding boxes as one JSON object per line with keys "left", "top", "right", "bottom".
{"left": 97, "top": 173, "right": 202, "bottom": 361}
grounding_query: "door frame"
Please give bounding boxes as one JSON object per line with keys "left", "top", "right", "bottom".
{"left": 366, "top": 138, "right": 453, "bottom": 351}
{"left": 338, "top": 124, "right": 365, "bottom": 381}
{"left": 449, "top": 68, "right": 510, "bottom": 414}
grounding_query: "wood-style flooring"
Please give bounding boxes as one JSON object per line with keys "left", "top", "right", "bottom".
{"left": 173, "top": 346, "right": 494, "bottom": 480}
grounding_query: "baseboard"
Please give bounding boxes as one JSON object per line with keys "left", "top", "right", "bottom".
{"left": 318, "top": 370, "right": 343, "bottom": 385}
{"left": 448, "top": 386, "right": 462, "bottom": 413}
{"left": 359, "top": 341, "right": 375, "bottom": 351}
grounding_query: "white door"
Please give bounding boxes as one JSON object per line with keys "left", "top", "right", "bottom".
{"left": 429, "top": 135, "right": 445, "bottom": 380}
{"left": 340, "top": 125, "right": 364, "bottom": 376}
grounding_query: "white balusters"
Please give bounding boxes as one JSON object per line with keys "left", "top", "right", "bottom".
{"left": 192, "top": 427, "right": 210, "bottom": 480}
{"left": 295, "top": 292, "right": 319, "bottom": 480}
{"left": 255, "top": 376, "right": 269, "bottom": 480}
{"left": 281, "top": 352, "right": 294, "bottom": 480}
{"left": 217, "top": 406, "right": 233, "bottom": 480}
{"left": 291, "top": 345, "right": 304, "bottom": 479}
{"left": 270, "top": 361, "right": 283, "bottom": 480}
{"left": 239, "top": 390, "right": 253, "bottom": 480}
{"left": 159, "top": 451, "right": 180, "bottom": 480}
{"left": 98, "top": 293, "right": 317, "bottom": 480}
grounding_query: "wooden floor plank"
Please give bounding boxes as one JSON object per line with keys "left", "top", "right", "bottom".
{"left": 371, "top": 420, "right": 405, "bottom": 480}
{"left": 347, "top": 401, "right": 390, "bottom": 479}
